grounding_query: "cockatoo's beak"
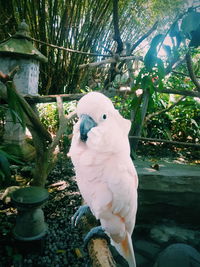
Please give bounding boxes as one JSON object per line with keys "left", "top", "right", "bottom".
{"left": 80, "top": 114, "right": 97, "bottom": 142}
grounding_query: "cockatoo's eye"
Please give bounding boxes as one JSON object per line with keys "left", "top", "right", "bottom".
{"left": 102, "top": 114, "right": 107, "bottom": 120}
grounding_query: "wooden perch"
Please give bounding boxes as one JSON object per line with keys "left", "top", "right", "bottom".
{"left": 79, "top": 213, "right": 116, "bottom": 267}
{"left": 88, "top": 239, "right": 116, "bottom": 267}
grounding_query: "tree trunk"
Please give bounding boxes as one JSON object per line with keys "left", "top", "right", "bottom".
{"left": 130, "top": 89, "right": 150, "bottom": 153}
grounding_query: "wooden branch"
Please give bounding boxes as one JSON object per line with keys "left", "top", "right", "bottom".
{"left": 49, "top": 110, "right": 76, "bottom": 153}
{"left": 185, "top": 52, "right": 200, "bottom": 92}
{"left": 145, "top": 96, "right": 186, "bottom": 122}
{"left": 79, "top": 214, "right": 116, "bottom": 267}
{"left": 5, "top": 81, "right": 52, "bottom": 143}
{"left": 129, "top": 136, "right": 200, "bottom": 148}
{"left": 28, "top": 36, "right": 112, "bottom": 58}
{"left": 79, "top": 55, "right": 142, "bottom": 69}
{"left": 103, "top": 21, "right": 158, "bottom": 89}
{"left": 23, "top": 93, "right": 84, "bottom": 104}
{"left": 79, "top": 58, "right": 117, "bottom": 69}
{"left": 88, "top": 239, "right": 116, "bottom": 267}
{"left": 56, "top": 96, "right": 65, "bottom": 123}
{"left": 0, "top": 66, "right": 20, "bottom": 82}
{"left": 0, "top": 71, "right": 9, "bottom": 82}
{"left": 156, "top": 88, "right": 200, "bottom": 98}
{"left": 131, "top": 89, "right": 150, "bottom": 152}
{"left": 1, "top": 86, "right": 199, "bottom": 108}
{"left": 0, "top": 68, "right": 52, "bottom": 145}
{"left": 1, "top": 86, "right": 199, "bottom": 106}
{"left": 172, "top": 70, "right": 200, "bottom": 79}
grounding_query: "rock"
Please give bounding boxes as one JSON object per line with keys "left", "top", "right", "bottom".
{"left": 150, "top": 224, "right": 200, "bottom": 247}
{"left": 134, "top": 160, "right": 200, "bottom": 225}
{"left": 135, "top": 253, "right": 150, "bottom": 267}
{"left": 154, "top": 243, "right": 200, "bottom": 267}
{"left": 135, "top": 239, "right": 161, "bottom": 259}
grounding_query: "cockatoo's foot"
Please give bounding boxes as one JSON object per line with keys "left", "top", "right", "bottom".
{"left": 84, "top": 226, "right": 110, "bottom": 249}
{"left": 71, "top": 205, "right": 91, "bottom": 227}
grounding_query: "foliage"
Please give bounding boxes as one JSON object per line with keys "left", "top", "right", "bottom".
{"left": 170, "top": 98, "right": 200, "bottom": 142}
{"left": 6, "top": 81, "right": 26, "bottom": 129}
{"left": 0, "top": 0, "right": 113, "bottom": 94}
{"left": 0, "top": 0, "right": 186, "bottom": 95}
{"left": 0, "top": 147, "right": 23, "bottom": 186}
{"left": 0, "top": 0, "right": 199, "bottom": 171}
{"left": 145, "top": 96, "right": 200, "bottom": 141}
{"left": 37, "top": 103, "right": 59, "bottom": 134}
{"left": 37, "top": 101, "right": 76, "bottom": 134}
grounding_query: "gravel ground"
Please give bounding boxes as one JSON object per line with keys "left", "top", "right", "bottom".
{"left": 0, "top": 156, "right": 91, "bottom": 267}
{"left": 0, "top": 147, "right": 199, "bottom": 267}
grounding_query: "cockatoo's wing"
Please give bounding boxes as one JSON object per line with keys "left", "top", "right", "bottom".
{"left": 104, "top": 156, "right": 138, "bottom": 234}
{"left": 98, "top": 156, "right": 138, "bottom": 267}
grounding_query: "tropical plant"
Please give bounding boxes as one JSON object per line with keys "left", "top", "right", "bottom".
{"left": 0, "top": 147, "right": 23, "bottom": 187}
{"left": 0, "top": 0, "right": 186, "bottom": 95}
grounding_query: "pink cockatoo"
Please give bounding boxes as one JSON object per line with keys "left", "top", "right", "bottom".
{"left": 69, "top": 92, "right": 138, "bottom": 266}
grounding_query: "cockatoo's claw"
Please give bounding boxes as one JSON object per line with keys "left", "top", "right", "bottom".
{"left": 71, "top": 205, "right": 91, "bottom": 227}
{"left": 83, "top": 226, "right": 110, "bottom": 250}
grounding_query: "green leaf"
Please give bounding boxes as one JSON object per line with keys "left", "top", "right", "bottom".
{"left": 144, "top": 34, "right": 164, "bottom": 71}
{"left": 144, "top": 51, "right": 157, "bottom": 71}
{"left": 150, "top": 34, "right": 164, "bottom": 49}
{"left": 169, "top": 22, "right": 179, "bottom": 38}
{"left": 134, "top": 69, "right": 143, "bottom": 88}
{"left": 189, "top": 24, "right": 200, "bottom": 47}
{"left": 158, "top": 80, "right": 164, "bottom": 91}
{"left": 6, "top": 82, "right": 26, "bottom": 129}
{"left": 163, "top": 45, "right": 171, "bottom": 58}
{"left": 0, "top": 153, "right": 11, "bottom": 179}
{"left": 131, "top": 95, "right": 141, "bottom": 110}
{"left": 157, "top": 58, "right": 165, "bottom": 79}
{"left": 134, "top": 108, "right": 142, "bottom": 126}
{"left": 0, "top": 147, "right": 23, "bottom": 164}
{"left": 141, "top": 76, "right": 150, "bottom": 89}
{"left": 181, "top": 11, "right": 200, "bottom": 39}
{"left": 0, "top": 169, "right": 5, "bottom": 179}
{"left": 148, "top": 95, "right": 155, "bottom": 113}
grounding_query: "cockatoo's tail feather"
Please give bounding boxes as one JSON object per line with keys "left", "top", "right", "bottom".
{"left": 112, "top": 233, "right": 136, "bottom": 267}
